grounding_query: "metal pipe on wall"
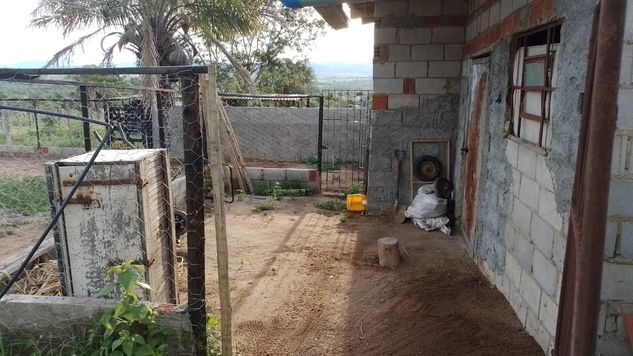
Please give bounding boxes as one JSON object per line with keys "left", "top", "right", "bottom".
{"left": 554, "top": 1, "right": 626, "bottom": 355}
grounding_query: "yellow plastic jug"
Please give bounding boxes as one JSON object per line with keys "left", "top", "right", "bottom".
{"left": 346, "top": 194, "right": 367, "bottom": 213}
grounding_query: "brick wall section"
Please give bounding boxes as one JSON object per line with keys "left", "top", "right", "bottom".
{"left": 464, "top": 0, "right": 556, "bottom": 57}
{"left": 372, "top": 0, "right": 467, "bottom": 109}
{"left": 598, "top": 2, "right": 633, "bottom": 354}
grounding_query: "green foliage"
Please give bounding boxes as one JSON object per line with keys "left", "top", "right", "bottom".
{"left": 302, "top": 157, "right": 341, "bottom": 172}
{"left": 315, "top": 199, "right": 346, "bottom": 212}
{"left": 0, "top": 177, "right": 49, "bottom": 216}
{"left": 252, "top": 181, "right": 311, "bottom": 198}
{"left": 208, "top": 0, "right": 325, "bottom": 93}
{"left": 0, "top": 262, "right": 177, "bottom": 356}
{"left": 251, "top": 203, "right": 275, "bottom": 213}
{"left": 206, "top": 316, "right": 221, "bottom": 356}
{"left": 88, "top": 262, "right": 176, "bottom": 356}
{"left": 256, "top": 59, "right": 316, "bottom": 94}
{"left": 342, "top": 183, "right": 363, "bottom": 195}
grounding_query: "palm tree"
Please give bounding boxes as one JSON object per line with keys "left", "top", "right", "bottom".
{"left": 32, "top": 0, "right": 266, "bottom": 148}
{"left": 31, "top": 0, "right": 266, "bottom": 91}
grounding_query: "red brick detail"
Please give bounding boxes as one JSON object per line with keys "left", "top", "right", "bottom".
{"left": 464, "top": 0, "right": 556, "bottom": 57}
{"left": 529, "top": 0, "right": 555, "bottom": 23}
{"left": 403, "top": 78, "right": 416, "bottom": 94}
{"left": 372, "top": 94, "right": 388, "bottom": 110}
{"left": 308, "top": 170, "right": 318, "bottom": 182}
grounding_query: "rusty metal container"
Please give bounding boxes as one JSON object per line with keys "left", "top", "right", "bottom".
{"left": 45, "top": 149, "right": 178, "bottom": 303}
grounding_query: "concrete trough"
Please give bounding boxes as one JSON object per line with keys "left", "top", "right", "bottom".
{"left": 0, "top": 294, "right": 193, "bottom": 355}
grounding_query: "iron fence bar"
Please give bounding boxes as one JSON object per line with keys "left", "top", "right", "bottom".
{"left": 318, "top": 95, "right": 324, "bottom": 191}
{"left": 32, "top": 100, "right": 41, "bottom": 149}
{"left": 80, "top": 86, "right": 91, "bottom": 152}
{"left": 0, "top": 105, "right": 114, "bottom": 300}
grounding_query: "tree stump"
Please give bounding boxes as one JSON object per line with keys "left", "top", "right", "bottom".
{"left": 378, "top": 237, "right": 401, "bottom": 267}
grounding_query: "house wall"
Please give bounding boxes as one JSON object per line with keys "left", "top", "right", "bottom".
{"left": 368, "top": 0, "right": 468, "bottom": 213}
{"left": 453, "top": 0, "right": 596, "bottom": 354}
{"left": 599, "top": 2, "right": 633, "bottom": 354}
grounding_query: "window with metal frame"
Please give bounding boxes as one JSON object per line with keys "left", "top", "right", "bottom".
{"left": 509, "top": 24, "right": 562, "bottom": 148}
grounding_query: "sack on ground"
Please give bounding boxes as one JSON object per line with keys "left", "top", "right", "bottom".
{"left": 405, "top": 185, "right": 448, "bottom": 219}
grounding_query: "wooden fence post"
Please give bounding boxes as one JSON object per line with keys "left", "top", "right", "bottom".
{"left": 202, "top": 65, "right": 233, "bottom": 356}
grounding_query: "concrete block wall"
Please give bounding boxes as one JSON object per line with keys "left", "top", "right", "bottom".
{"left": 598, "top": 2, "right": 633, "bottom": 354}
{"left": 494, "top": 139, "right": 568, "bottom": 353}
{"left": 367, "top": 0, "right": 466, "bottom": 212}
{"left": 454, "top": 0, "right": 595, "bottom": 354}
{"left": 372, "top": 0, "right": 467, "bottom": 110}
{"left": 166, "top": 106, "right": 366, "bottom": 163}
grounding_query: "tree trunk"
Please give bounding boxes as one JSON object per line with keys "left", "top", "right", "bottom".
{"left": 378, "top": 237, "right": 400, "bottom": 267}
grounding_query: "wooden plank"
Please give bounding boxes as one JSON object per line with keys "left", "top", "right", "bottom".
{"left": 218, "top": 103, "right": 253, "bottom": 193}
{"left": 203, "top": 65, "right": 233, "bottom": 356}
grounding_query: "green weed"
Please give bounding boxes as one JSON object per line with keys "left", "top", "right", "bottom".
{"left": 302, "top": 157, "right": 341, "bottom": 172}
{"left": 0, "top": 177, "right": 48, "bottom": 216}
{"left": 252, "top": 203, "right": 276, "bottom": 213}
{"left": 315, "top": 199, "right": 346, "bottom": 212}
{"left": 342, "top": 183, "right": 363, "bottom": 195}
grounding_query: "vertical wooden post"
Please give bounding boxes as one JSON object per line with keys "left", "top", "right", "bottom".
{"left": 33, "top": 100, "right": 41, "bottom": 149}
{"left": 0, "top": 101, "right": 10, "bottom": 145}
{"left": 202, "top": 65, "right": 233, "bottom": 356}
{"left": 79, "top": 85, "right": 91, "bottom": 152}
{"left": 181, "top": 73, "right": 208, "bottom": 355}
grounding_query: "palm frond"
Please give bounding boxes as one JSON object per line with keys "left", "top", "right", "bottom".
{"left": 45, "top": 27, "right": 108, "bottom": 67}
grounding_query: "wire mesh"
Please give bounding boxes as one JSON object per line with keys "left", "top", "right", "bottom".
{"left": 0, "top": 67, "right": 209, "bottom": 355}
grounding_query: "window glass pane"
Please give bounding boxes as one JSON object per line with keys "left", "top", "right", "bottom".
{"left": 524, "top": 61, "right": 545, "bottom": 86}
{"left": 521, "top": 119, "right": 541, "bottom": 145}
{"left": 524, "top": 92, "right": 542, "bottom": 116}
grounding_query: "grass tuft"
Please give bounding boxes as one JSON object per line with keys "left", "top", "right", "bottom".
{"left": 315, "top": 199, "right": 346, "bottom": 212}
{"left": 0, "top": 177, "right": 49, "bottom": 216}
{"left": 252, "top": 203, "right": 275, "bottom": 213}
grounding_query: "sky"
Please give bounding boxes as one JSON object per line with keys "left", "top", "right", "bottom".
{"left": 0, "top": 1, "right": 374, "bottom": 67}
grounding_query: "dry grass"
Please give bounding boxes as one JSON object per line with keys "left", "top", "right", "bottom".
{"left": 8, "top": 260, "right": 61, "bottom": 296}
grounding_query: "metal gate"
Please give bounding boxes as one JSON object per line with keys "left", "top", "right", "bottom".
{"left": 320, "top": 90, "right": 372, "bottom": 192}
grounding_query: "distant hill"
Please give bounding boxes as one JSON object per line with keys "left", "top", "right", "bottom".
{"left": 311, "top": 62, "right": 372, "bottom": 78}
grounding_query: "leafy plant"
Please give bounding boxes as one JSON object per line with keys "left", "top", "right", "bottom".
{"left": 315, "top": 199, "right": 346, "bottom": 212}
{"left": 88, "top": 262, "right": 176, "bottom": 356}
{"left": 302, "top": 158, "right": 341, "bottom": 172}
{"left": 271, "top": 182, "right": 283, "bottom": 201}
{"left": 342, "top": 183, "right": 363, "bottom": 195}
{"left": 206, "top": 316, "right": 221, "bottom": 356}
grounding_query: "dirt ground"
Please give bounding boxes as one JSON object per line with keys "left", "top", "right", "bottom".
{"left": 197, "top": 197, "right": 542, "bottom": 356}
{"left": 0, "top": 155, "right": 51, "bottom": 262}
{"left": 0, "top": 154, "right": 542, "bottom": 355}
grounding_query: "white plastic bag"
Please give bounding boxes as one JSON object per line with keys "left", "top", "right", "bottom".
{"left": 412, "top": 216, "right": 452, "bottom": 235}
{"left": 405, "top": 185, "right": 448, "bottom": 219}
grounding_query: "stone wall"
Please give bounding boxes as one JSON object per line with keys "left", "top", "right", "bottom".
{"left": 599, "top": 2, "right": 633, "bottom": 354}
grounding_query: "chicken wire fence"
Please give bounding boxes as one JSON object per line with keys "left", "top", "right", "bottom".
{"left": 0, "top": 66, "right": 212, "bottom": 355}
